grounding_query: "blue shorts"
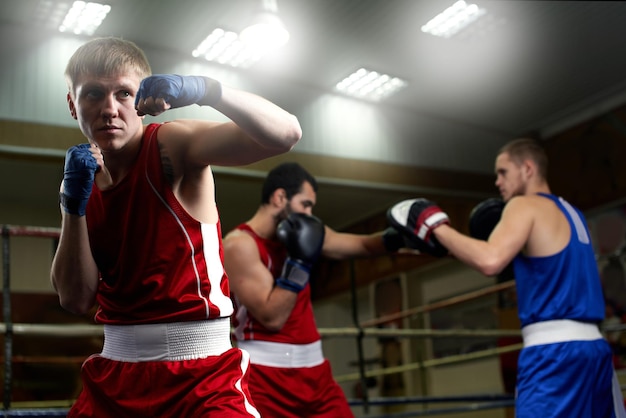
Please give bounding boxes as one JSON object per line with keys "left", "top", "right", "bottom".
{"left": 516, "top": 339, "right": 622, "bottom": 418}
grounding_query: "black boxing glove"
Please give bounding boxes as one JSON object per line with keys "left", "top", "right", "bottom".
{"left": 382, "top": 227, "right": 406, "bottom": 252}
{"left": 383, "top": 227, "right": 449, "bottom": 257}
{"left": 387, "top": 198, "right": 449, "bottom": 257}
{"left": 468, "top": 198, "right": 515, "bottom": 282}
{"left": 468, "top": 198, "right": 505, "bottom": 241}
{"left": 275, "top": 213, "right": 325, "bottom": 293}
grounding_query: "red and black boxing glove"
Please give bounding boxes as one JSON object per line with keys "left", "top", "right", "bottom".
{"left": 386, "top": 198, "right": 450, "bottom": 257}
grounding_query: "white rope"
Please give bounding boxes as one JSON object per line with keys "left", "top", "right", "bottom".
{"left": 334, "top": 343, "right": 524, "bottom": 383}
{"left": 1, "top": 323, "right": 524, "bottom": 339}
{"left": 1, "top": 323, "right": 103, "bottom": 337}
{"left": 319, "top": 327, "right": 521, "bottom": 338}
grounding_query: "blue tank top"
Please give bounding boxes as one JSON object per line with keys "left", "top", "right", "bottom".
{"left": 514, "top": 193, "right": 605, "bottom": 327}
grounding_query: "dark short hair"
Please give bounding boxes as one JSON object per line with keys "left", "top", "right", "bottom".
{"left": 261, "top": 162, "right": 318, "bottom": 204}
{"left": 499, "top": 138, "right": 548, "bottom": 179}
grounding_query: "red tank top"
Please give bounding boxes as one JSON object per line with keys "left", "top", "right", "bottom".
{"left": 231, "top": 224, "right": 321, "bottom": 344}
{"left": 86, "top": 123, "right": 233, "bottom": 324}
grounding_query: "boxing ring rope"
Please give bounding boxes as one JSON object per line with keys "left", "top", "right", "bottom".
{"left": 335, "top": 342, "right": 524, "bottom": 383}
{"left": 349, "top": 400, "right": 516, "bottom": 418}
{"left": 2, "top": 224, "right": 624, "bottom": 417}
{"left": 2, "top": 323, "right": 526, "bottom": 339}
{"left": 0, "top": 324, "right": 103, "bottom": 338}
{"left": 359, "top": 280, "right": 516, "bottom": 328}
{"left": 348, "top": 394, "right": 515, "bottom": 418}
{"left": 2, "top": 225, "right": 62, "bottom": 417}
{"left": 2, "top": 225, "right": 12, "bottom": 414}
{"left": 319, "top": 327, "right": 521, "bottom": 338}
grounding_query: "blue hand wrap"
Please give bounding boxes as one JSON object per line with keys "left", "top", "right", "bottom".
{"left": 135, "top": 75, "right": 222, "bottom": 109}
{"left": 61, "top": 143, "right": 98, "bottom": 216}
{"left": 275, "top": 258, "right": 311, "bottom": 293}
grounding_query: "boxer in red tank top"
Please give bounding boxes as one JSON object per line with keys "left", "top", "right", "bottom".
{"left": 51, "top": 36, "right": 302, "bottom": 418}
{"left": 223, "top": 162, "right": 429, "bottom": 418}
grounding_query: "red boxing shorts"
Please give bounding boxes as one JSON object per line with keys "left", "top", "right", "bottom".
{"left": 248, "top": 359, "right": 354, "bottom": 418}
{"left": 69, "top": 319, "right": 259, "bottom": 418}
{"left": 69, "top": 347, "right": 259, "bottom": 418}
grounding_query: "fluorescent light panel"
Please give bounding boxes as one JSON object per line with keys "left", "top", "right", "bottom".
{"left": 421, "top": 0, "right": 486, "bottom": 38}
{"left": 193, "top": 28, "right": 265, "bottom": 69}
{"left": 335, "top": 68, "right": 407, "bottom": 102}
{"left": 33, "top": 0, "right": 72, "bottom": 30}
{"left": 58, "top": 1, "right": 111, "bottom": 36}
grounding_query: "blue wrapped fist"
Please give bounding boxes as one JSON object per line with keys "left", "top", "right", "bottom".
{"left": 60, "top": 143, "right": 98, "bottom": 216}
{"left": 135, "top": 75, "right": 221, "bottom": 109}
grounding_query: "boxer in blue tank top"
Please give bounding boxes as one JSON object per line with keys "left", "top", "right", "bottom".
{"left": 513, "top": 192, "right": 618, "bottom": 417}
{"left": 388, "top": 138, "right": 626, "bottom": 417}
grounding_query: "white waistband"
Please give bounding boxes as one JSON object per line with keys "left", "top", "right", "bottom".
{"left": 101, "top": 318, "right": 232, "bottom": 362}
{"left": 237, "top": 340, "right": 325, "bottom": 368}
{"left": 522, "top": 319, "right": 603, "bottom": 348}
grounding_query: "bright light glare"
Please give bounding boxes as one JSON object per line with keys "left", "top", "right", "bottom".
{"left": 240, "top": 12, "right": 290, "bottom": 49}
{"left": 192, "top": 28, "right": 264, "bottom": 69}
{"left": 421, "top": 0, "right": 486, "bottom": 38}
{"left": 336, "top": 68, "right": 407, "bottom": 102}
{"left": 58, "top": 1, "right": 111, "bottom": 36}
{"left": 192, "top": 0, "right": 290, "bottom": 69}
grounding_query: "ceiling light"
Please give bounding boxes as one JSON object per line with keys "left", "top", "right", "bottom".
{"left": 335, "top": 68, "right": 408, "bottom": 102}
{"left": 33, "top": 0, "right": 73, "bottom": 30}
{"left": 240, "top": 11, "right": 289, "bottom": 49}
{"left": 421, "top": 0, "right": 486, "bottom": 39}
{"left": 192, "top": 28, "right": 264, "bottom": 69}
{"left": 58, "top": 1, "right": 111, "bottom": 36}
{"left": 192, "top": 0, "right": 289, "bottom": 69}
{"left": 240, "top": 0, "right": 289, "bottom": 49}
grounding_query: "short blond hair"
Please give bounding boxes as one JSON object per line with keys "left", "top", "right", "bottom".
{"left": 65, "top": 37, "right": 151, "bottom": 95}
